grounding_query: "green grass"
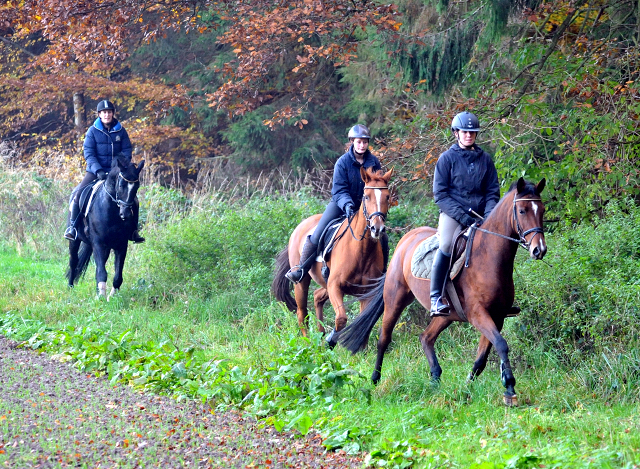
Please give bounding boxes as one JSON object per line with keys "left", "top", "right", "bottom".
{"left": 1, "top": 245, "right": 640, "bottom": 468}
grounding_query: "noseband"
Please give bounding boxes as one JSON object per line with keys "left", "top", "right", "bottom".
{"left": 104, "top": 172, "right": 139, "bottom": 212}
{"left": 346, "top": 185, "right": 389, "bottom": 241}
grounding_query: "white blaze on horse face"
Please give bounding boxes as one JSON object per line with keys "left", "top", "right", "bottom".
{"left": 531, "top": 202, "right": 539, "bottom": 216}
{"left": 374, "top": 189, "right": 382, "bottom": 213}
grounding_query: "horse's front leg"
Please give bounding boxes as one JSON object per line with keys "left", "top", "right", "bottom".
{"left": 109, "top": 245, "right": 128, "bottom": 300}
{"left": 469, "top": 312, "right": 517, "bottom": 405}
{"left": 293, "top": 275, "right": 312, "bottom": 336}
{"left": 324, "top": 283, "right": 347, "bottom": 348}
{"left": 93, "top": 243, "right": 110, "bottom": 298}
{"left": 67, "top": 239, "right": 81, "bottom": 288}
{"left": 313, "top": 288, "right": 329, "bottom": 334}
{"left": 468, "top": 316, "right": 504, "bottom": 381}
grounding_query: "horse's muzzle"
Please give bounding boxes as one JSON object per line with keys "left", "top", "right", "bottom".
{"left": 529, "top": 239, "right": 547, "bottom": 260}
{"left": 370, "top": 224, "right": 386, "bottom": 240}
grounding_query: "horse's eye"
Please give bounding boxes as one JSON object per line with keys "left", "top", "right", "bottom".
{"left": 365, "top": 196, "right": 369, "bottom": 201}
{"left": 519, "top": 209, "right": 525, "bottom": 215}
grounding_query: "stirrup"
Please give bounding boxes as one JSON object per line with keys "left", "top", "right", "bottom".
{"left": 64, "top": 226, "right": 77, "bottom": 241}
{"left": 285, "top": 267, "right": 304, "bottom": 284}
{"left": 429, "top": 296, "right": 450, "bottom": 317}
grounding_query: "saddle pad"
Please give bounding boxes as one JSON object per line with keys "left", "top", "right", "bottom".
{"left": 84, "top": 180, "right": 105, "bottom": 217}
{"left": 318, "top": 220, "right": 345, "bottom": 262}
{"left": 410, "top": 234, "right": 439, "bottom": 279}
{"left": 410, "top": 233, "right": 466, "bottom": 281}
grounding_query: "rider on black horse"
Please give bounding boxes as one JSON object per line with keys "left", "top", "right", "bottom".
{"left": 64, "top": 100, "right": 144, "bottom": 243}
{"left": 285, "top": 124, "right": 390, "bottom": 283}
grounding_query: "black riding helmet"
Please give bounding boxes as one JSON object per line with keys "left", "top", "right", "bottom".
{"left": 451, "top": 111, "right": 480, "bottom": 132}
{"left": 96, "top": 100, "right": 115, "bottom": 113}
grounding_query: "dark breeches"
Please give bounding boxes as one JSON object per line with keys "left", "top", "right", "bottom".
{"left": 71, "top": 171, "right": 97, "bottom": 204}
{"left": 310, "top": 201, "right": 344, "bottom": 245}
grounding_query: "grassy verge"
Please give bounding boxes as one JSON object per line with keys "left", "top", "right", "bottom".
{"left": 2, "top": 245, "right": 639, "bottom": 468}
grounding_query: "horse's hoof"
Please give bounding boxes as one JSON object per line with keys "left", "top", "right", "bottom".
{"left": 107, "top": 287, "right": 119, "bottom": 302}
{"left": 97, "top": 282, "right": 107, "bottom": 298}
{"left": 503, "top": 393, "right": 518, "bottom": 407}
{"left": 325, "top": 329, "right": 339, "bottom": 349}
{"left": 371, "top": 371, "right": 381, "bottom": 385}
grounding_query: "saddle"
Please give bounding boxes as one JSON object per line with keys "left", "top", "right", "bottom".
{"left": 410, "top": 228, "right": 469, "bottom": 282}
{"left": 69, "top": 180, "right": 103, "bottom": 218}
{"left": 315, "top": 216, "right": 348, "bottom": 282}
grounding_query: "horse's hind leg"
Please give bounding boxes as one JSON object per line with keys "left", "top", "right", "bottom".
{"left": 313, "top": 288, "right": 328, "bottom": 334}
{"left": 419, "top": 316, "right": 453, "bottom": 383}
{"left": 109, "top": 247, "right": 128, "bottom": 300}
{"left": 372, "top": 282, "right": 415, "bottom": 385}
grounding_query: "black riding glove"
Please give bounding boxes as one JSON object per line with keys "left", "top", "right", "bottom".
{"left": 345, "top": 204, "right": 355, "bottom": 219}
{"left": 461, "top": 213, "right": 476, "bottom": 227}
{"left": 96, "top": 169, "right": 107, "bottom": 180}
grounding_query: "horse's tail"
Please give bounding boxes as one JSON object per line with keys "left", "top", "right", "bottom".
{"left": 338, "top": 274, "right": 386, "bottom": 354}
{"left": 66, "top": 242, "right": 93, "bottom": 286}
{"left": 271, "top": 245, "right": 297, "bottom": 312}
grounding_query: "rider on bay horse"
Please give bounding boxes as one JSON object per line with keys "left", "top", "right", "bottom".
{"left": 64, "top": 100, "right": 144, "bottom": 243}
{"left": 285, "top": 124, "right": 390, "bottom": 283}
{"left": 430, "top": 111, "right": 501, "bottom": 316}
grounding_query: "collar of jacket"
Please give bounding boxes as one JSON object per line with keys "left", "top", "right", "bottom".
{"left": 449, "top": 143, "right": 483, "bottom": 157}
{"left": 93, "top": 118, "right": 122, "bottom": 133}
{"left": 347, "top": 144, "right": 373, "bottom": 166}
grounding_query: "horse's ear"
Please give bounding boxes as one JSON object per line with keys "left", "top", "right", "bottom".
{"left": 137, "top": 160, "right": 145, "bottom": 174}
{"left": 535, "top": 178, "right": 546, "bottom": 195}
{"left": 516, "top": 177, "right": 526, "bottom": 194}
{"left": 360, "top": 166, "right": 371, "bottom": 183}
{"left": 382, "top": 168, "right": 394, "bottom": 183}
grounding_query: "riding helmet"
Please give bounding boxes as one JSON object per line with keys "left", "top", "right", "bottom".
{"left": 451, "top": 111, "right": 480, "bottom": 132}
{"left": 348, "top": 124, "right": 371, "bottom": 140}
{"left": 96, "top": 100, "right": 116, "bottom": 113}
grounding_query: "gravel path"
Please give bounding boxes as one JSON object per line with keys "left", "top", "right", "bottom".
{"left": 0, "top": 337, "right": 363, "bottom": 468}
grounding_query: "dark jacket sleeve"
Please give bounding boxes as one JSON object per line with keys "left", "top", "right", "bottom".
{"left": 332, "top": 158, "right": 355, "bottom": 212}
{"left": 482, "top": 155, "right": 500, "bottom": 217}
{"left": 433, "top": 154, "right": 472, "bottom": 225}
{"left": 119, "top": 128, "right": 132, "bottom": 160}
{"left": 83, "top": 127, "right": 101, "bottom": 175}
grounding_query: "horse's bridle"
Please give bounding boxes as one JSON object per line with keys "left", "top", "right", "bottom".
{"left": 512, "top": 194, "right": 544, "bottom": 248}
{"left": 346, "top": 185, "right": 389, "bottom": 241}
{"left": 104, "top": 172, "right": 139, "bottom": 213}
{"left": 474, "top": 194, "right": 544, "bottom": 249}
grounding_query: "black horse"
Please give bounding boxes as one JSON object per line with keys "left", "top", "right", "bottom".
{"left": 66, "top": 157, "right": 145, "bottom": 298}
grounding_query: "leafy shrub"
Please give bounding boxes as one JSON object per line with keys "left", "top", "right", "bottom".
{"left": 137, "top": 191, "right": 324, "bottom": 302}
{"left": 511, "top": 199, "right": 640, "bottom": 359}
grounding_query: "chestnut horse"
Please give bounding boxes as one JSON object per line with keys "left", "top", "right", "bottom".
{"left": 272, "top": 167, "right": 393, "bottom": 343}
{"left": 338, "top": 178, "right": 546, "bottom": 405}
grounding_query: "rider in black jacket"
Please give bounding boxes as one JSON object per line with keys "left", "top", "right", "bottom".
{"left": 430, "top": 111, "right": 500, "bottom": 316}
{"left": 63, "top": 100, "right": 144, "bottom": 243}
{"left": 285, "top": 124, "right": 383, "bottom": 284}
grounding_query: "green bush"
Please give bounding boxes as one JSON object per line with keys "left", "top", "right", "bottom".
{"left": 511, "top": 199, "right": 640, "bottom": 359}
{"left": 138, "top": 191, "right": 324, "bottom": 302}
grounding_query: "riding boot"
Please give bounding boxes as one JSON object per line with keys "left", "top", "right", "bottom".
{"left": 285, "top": 235, "right": 318, "bottom": 284}
{"left": 380, "top": 231, "right": 390, "bottom": 274}
{"left": 129, "top": 198, "right": 145, "bottom": 243}
{"left": 429, "top": 249, "right": 451, "bottom": 317}
{"left": 64, "top": 199, "right": 81, "bottom": 241}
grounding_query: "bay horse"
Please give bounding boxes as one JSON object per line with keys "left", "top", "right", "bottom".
{"left": 338, "top": 178, "right": 547, "bottom": 405}
{"left": 272, "top": 167, "right": 393, "bottom": 343}
{"left": 66, "top": 157, "right": 145, "bottom": 299}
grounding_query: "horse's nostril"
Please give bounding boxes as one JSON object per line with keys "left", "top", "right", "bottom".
{"left": 532, "top": 247, "right": 540, "bottom": 258}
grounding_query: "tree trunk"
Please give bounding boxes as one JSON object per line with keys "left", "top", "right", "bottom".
{"left": 73, "top": 92, "right": 86, "bottom": 132}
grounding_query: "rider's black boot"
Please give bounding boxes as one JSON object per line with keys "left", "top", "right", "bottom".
{"left": 64, "top": 199, "right": 81, "bottom": 241}
{"left": 429, "top": 249, "right": 451, "bottom": 317}
{"left": 285, "top": 236, "right": 318, "bottom": 284}
{"left": 130, "top": 230, "right": 145, "bottom": 243}
{"left": 129, "top": 198, "right": 145, "bottom": 243}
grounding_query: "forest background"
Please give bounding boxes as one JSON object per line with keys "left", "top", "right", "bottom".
{"left": 1, "top": 0, "right": 640, "bottom": 467}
